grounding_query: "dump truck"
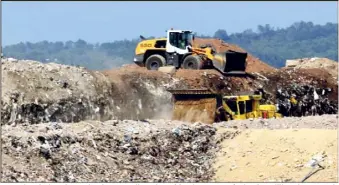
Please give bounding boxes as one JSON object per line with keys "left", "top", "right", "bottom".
{"left": 168, "top": 88, "right": 282, "bottom": 124}
{"left": 133, "top": 29, "right": 250, "bottom": 76}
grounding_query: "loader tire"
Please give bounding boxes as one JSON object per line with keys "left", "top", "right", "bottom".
{"left": 145, "top": 54, "right": 166, "bottom": 70}
{"left": 182, "top": 55, "right": 203, "bottom": 70}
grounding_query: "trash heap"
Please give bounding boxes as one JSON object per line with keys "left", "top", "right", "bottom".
{"left": 1, "top": 58, "right": 174, "bottom": 125}
{"left": 2, "top": 121, "right": 238, "bottom": 182}
{"left": 275, "top": 85, "right": 337, "bottom": 117}
{"left": 285, "top": 57, "right": 338, "bottom": 80}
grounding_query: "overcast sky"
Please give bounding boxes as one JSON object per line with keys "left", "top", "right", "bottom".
{"left": 2, "top": 1, "right": 338, "bottom": 46}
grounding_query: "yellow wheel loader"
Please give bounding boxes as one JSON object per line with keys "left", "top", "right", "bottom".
{"left": 167, "top": 89, "right": 282, "bottom": 124}
{"left": 133, "top": 29, "right": 251, "bottom": 76}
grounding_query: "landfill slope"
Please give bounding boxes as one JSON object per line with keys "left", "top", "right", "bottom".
{"left": 213, "top": 115, "right": 338, "bottom": 183}
{"left": 1, "top": 58, "right": 176, "bottom": 124}
{"left": 285, "top": 57, "right": 338, "bottom": 80}
{"left": 262, "top": 68, "right": 338, "bottom": 116}
{"left": 2, "top": 57, "right": 337, "bottom": 126}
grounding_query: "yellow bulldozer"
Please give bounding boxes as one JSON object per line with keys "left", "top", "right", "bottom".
{"left": 133, "top": 29, "right": 251, "bottom": 76}
{"left": 167, "top": 88, "right": 282, "bottom": 124}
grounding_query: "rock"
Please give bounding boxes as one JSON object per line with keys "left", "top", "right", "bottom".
{"left": 230, "top": 164, "right": 237, "bottom": 171}
{"left": 272, "top": 156, "right": 280, "bottom": 159}
{"left": 158, "top": 66, "right": 176, "bottom": 75}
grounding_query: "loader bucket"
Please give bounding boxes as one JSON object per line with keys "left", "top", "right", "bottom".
{"left": 212, "top": 50, "right": 248, "bottom": 76}
{"left": 167, "top": 89, "right": 218, "bottom": 124}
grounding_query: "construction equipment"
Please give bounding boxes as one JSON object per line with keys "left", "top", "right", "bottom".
{"left": 133, "top": 29, "right": 249, "bottom": 76}
{"left": 168, "top": 88, "right": 282, "bottom": 124}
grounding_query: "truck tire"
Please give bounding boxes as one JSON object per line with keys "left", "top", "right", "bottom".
{"left": 182, "top": 55, "right": 203, "bottom": 70}
{"left": 145, "top": 54, "right": 166, "bottom": 70}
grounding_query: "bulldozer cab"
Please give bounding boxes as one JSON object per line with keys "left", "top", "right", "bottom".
{"left": 222, "top": 95, "right": 262, "bottom": 120}
{"left": 166, "top": 29, "right": 194, "bottom": 55}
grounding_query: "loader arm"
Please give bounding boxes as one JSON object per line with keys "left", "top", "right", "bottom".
{"left": 190, "top": 47, "right": 214, "bottom": 60}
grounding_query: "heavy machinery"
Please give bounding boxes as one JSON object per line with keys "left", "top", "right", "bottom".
{"left": 134, "top": 29, "right": 277, "bottom": 123}
{"left": 133, "top": 29, "right": 249, "bottom": 76}
{"left": 168, "top": 88, "right": 282, "bottom": 124}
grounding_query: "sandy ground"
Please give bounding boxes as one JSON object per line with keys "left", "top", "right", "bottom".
{"left": 213, "top": 128, "right": 338, "bottom": 182}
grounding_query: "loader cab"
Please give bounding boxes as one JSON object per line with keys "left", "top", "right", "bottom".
{"left": 166, "top": 29, "right": 194, "bottom": 55}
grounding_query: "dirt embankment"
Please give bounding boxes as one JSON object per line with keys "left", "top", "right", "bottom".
{"left": 2, "top": 56, "right": 337, "bottom": 125}
{"left": 1, "top": 58, "right": 175, "bottom": 125}
{"left": 285, "top": 57, "right": 338, "bottom": 80}
{"left": 262, "top": 68, "right": 338, "bottom": 103}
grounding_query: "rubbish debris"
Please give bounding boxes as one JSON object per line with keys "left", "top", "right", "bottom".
{"left": 1, "top": 120, "right": 224, "bottom": 182}
{"left": 275, "top": 84, "right": 337, "bottom": 117}
{"left": 301, "top": 153, "right": 327, "bottom": 182}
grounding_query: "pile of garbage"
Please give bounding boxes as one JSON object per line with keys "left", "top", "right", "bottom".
{"left": 285, "top": 57, "right": 338, "bottom": 80}
{"left": 1, "top": 120, "right": 238, "bottom": 182}
{"left": 1, "top": 58, "right": 173, "bottom": 125}
{"left": 275, "top": 85, "right": 337, "bottom": 117}
{"left": 259, "top": 67, "right": 338, "bottom": 116}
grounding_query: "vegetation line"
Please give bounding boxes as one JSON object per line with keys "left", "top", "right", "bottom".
{"left": 3, "top": 21, "right": 338, "bottom": 70}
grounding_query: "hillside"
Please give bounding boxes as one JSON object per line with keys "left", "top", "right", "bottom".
{"left": 2, "top": 21, "right": 338, "bottom": 70}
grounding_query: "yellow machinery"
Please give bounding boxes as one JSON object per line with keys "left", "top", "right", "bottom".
{"left": 133, "top": 29, "right": 250, "bottom": 76}
{"left": 167, "top": 89, "right": 282, "bottom": 124}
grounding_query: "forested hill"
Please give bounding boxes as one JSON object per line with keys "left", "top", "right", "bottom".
{"left": 3, "top": 21, "right": 338, "bottom": 70}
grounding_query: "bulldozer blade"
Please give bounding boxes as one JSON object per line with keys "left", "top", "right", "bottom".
{"left": 167, "top": 88, "right": 213, "bottom": 95}
{"left": 168, "top": 89, "right": 218, "bottom": 124}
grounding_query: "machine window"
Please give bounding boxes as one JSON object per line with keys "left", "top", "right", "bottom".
{"left": 238, "top": 101, "right": 245, "bottom": 114}
{"left": 169, "top": 32, "right": 179, "bottom": 48}
{"left": 246, "top": 100, "right": 253, "bottom": 112}
{"left": 178, "top": 34, "right": 186, "bottom": 49}
{"left": 226, "top": 100, "right": 238, "bottom": 114}
{"left": 154, "top": 40, "right": 166, "bottom": 48}
{"left": 169, "top": 32, "right": 193, "bottom": 50}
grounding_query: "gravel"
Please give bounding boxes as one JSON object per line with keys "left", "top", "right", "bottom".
{"left": 1, "top": 120, "right": 237, "bottom": 182}
{"left": 213, "top": 115, "right": 338, "bottom": 130}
